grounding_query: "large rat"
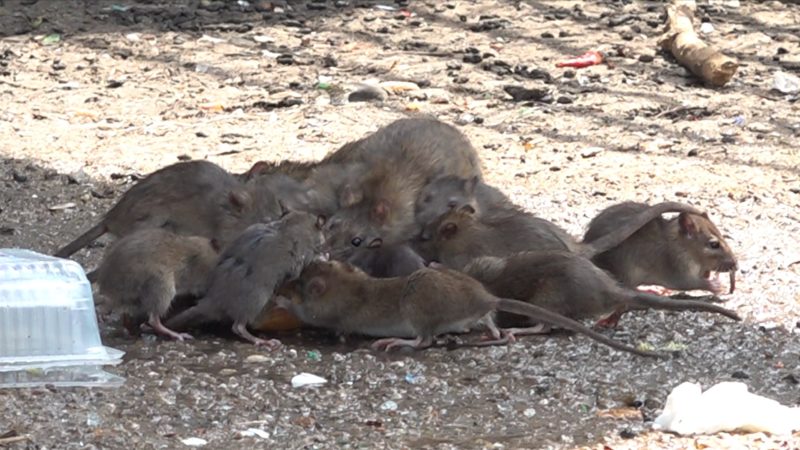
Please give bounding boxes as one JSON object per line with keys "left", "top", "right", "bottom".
{"left": 95, "top": 228, "right": 218, "bottom": 341}
{"left": 276, "top": 260, "right": 660, "bottom": 357}
{"left": 321, "top": 118, "right": 485, "bottom": 262}
{"left": 416, "top": 201, "right": 707, "bottom": 270}
{"left": 583, "top": 201, "right": 738, "bottom": 295}
{"left": 463, "top": 250, "right": 741, "bottom": 332}
{"left": 54, "top": 160, "right": 283, "bottom": 258}
{"left": 165, "top": 209, "right": 326, "bottom": 347}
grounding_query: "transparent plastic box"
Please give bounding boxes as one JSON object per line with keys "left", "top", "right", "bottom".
{"left": 0, "top": 249, "right": 124, "bottom": 388}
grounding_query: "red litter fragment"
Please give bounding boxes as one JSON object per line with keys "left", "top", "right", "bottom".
{"left": 555, "top": 51, "right": 604, "bottom": 68}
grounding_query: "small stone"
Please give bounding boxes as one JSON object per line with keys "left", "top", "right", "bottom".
{"left": 580, "top": 147, "right": 603, "bottom": 158}
{"left": 523, "top": 408, "right": 536, "bottom": 417}
{"left": 619, "top": 429, "right": 637, "bottom": 439}
{"left": 687, "top": 149, "right": 699, "bottom": 157}
{"left": 107, "top": 79, "right": 125, "bottom": 88}
{"left": 52, "top": 60, "right": 66, "bottom": 71}
{"left": 563, "top": 70, "right": 576, "bottom": 78}
{"left": 380, "top": 400, "right": 398, "bottom": 411}
{"left": 446, "top": 61, "right": 462, "bottom": 70}
{"left": 721, "top": 135, "right": 736, "bottom": 144}
{"left": 276, "top": 54, "right": 294, "bottom": 65}
{"left": 11, "top": 170, "right": 27, "bottom": 183}
{"left": 456, "top": 113, "right": 475, "bottom": 125}
{"left": 541, "top": 31, "right": 554, "bottom": 38}
{"left": 504, "top": 85, "right": 550, "bottom": 102}
{"left": 731, "top": 370, "right": 749, "bottom": 379}
{"left": 463, "top": 53, "right": 482, "bottom": 64}
{"left": 638, "top": 54, "right": 654, "bottom": 63}
{"left": 556, "top": 95, "right": 573, "bottom": 104}
{"left": 67, "top": 168, "right": 89, "bottom": 184}
{"left": 245, "top": 354, "right": 269, "bottom": 363}
{"left": 348, "top": 84, "right": 387, "bottom": 102}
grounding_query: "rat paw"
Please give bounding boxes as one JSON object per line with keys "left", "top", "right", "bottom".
{"left": 173, "top": 332, "right": 194, "bottom": 341}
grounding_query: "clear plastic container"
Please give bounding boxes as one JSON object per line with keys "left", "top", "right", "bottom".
{"left": 0, "top": 249, "right": 124, "bottom": 388}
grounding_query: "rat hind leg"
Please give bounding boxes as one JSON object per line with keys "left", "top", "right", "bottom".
{"left": 232, "top": 322, "right": 282, "bottom": 350}
{"left": 371, "top": 336, "right": 434, "bottom": 351}
{"left": 149, "top": 313, "right": 194, "bottom": 341}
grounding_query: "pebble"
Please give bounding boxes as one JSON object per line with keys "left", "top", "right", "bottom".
{"left": 245, "top": 354, "right": 269, "bottom": 364}
{"left": 456, "top": 113, "right": 475, "bottom": 125}
{"left": 523, "top": 408, "right": 537, "bottom": 417}
{"left": 463, "top": 53, "right": 482, "bottom": 64}
{"left": 11, "top": 170, "right": 27, "bottom": 183}
{"left": 380, "top": 400, "right": 398, "bottom": 411}
{"left": 556, "top": 95, "right": 574, "bottom": 104}
{"left": 504, "top": 85, "right": 550, "bottom": 102}
{"left": 638, "top": 54, "right": 654, "bottom": 63}
{"left": 348, "top": 84, "right": 387, "bottom": 102}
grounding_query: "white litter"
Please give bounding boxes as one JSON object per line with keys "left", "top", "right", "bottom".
{"left": 653, "top": 381, "right": 800, "bottom": 435}
{"left": 240, "top": 428, "right": 270, "bottom": 439}
{"left": 291, "top": 372, "right": 327, "bottom": 388}
{"left": 180, "top": 437, "right": 208, "bottom": 447}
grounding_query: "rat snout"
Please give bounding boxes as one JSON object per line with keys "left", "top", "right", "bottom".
{"left": 718, "top": 258, "right": 738, "bottom": 272}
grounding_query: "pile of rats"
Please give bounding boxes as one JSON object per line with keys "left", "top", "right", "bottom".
{"left": 54, "top": 117, "right": 741, "bottom": 357}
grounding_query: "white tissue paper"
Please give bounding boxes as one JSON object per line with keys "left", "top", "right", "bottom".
{"left": 653, "top": 381, "right": 800, "bottom": 436}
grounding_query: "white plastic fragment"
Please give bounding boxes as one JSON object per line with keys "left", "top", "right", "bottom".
{"left": 291, "top": 372, "right": 327, "bottom": 388}
{"left": 181, "top": 437, "right": 208, "bottom": 447}
{"left": 773, "top": 71, "right": 800, "bottom": 94}
{"left": 653, "top": 381, "right": 800, "bottom": 435}
{"left": 240, "top": 428, "right": 270, "bottom": 439}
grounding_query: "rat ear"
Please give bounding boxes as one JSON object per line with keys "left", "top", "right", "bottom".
{"left": 464, "top": 176, "right": 479, "bottom": 195}
{"left": 277, "top": 200, "right": 290, "bottom": 218}
{"left": 245, "top": 161, "right": 270, "bottom": 180}
{"left": 316, "top": 215, "right": 327, "bottom": 229}
{"left": 228, "top": 189, "right": 252, "bottom": 212}
{"left": 339, "top": 184, "right": 363, "bottom": 207}
{"left": 441, "top": 222, "right": 458, "bottom": 239}
{"left": 367, "top": 238, "right": 383, "bottom": 249}
{"left": 372, "top": 199, "right": 390, "bottom": 223}
{"left": 678, "top": 212, "right": 698, "bottom": 237}
{"left": 458, "top": 204, "right": 476, "bottom": 215}
{"left": 308, "top": 277, "right": 327, "bottom": 297}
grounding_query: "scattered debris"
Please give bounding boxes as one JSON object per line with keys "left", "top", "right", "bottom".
{"left": 555, "top": 51, "right": 603, "bottom": 69}
{"left": 291, "top": 373, "right": 327, "bottom": 388}
{"left": 659, "top": 2, "right": 738, "bottom": 86}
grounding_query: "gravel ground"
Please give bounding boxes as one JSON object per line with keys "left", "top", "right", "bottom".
{"left": 1, "top": 0, "right": 799, "bottom": 448}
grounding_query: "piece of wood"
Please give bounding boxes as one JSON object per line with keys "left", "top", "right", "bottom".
{"left": 659, "top": 2, "right": 738, "bottom": 87}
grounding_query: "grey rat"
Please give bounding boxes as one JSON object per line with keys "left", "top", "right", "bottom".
{"left": 55, "top": 160, "right": 283, "bottom": 259}
{"left": 95, "top": 228, "right": 218, "bottom": 341}
{"left": 463, "top": 250, "right": 741, "bottom": 331}
{"left": 583, "top": 201, "right": 738, "bottom": 295}
{"left": 165, "top": 209, "right": 326, "bottom": 347}
{"left": 345, "top": 243, "right": 426, "bottom": 278}
{"left": 277, "top": 260, "right": 661, "bottom": 357}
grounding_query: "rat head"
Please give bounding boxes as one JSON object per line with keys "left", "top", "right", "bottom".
{"left": 276, "top": 206, "right": 329, "bottom": 257}
{"left": 217, "top": 185, "right": 284, "bottom": 246}
{"left": 324, "top": 190, "right": 389, "bottom": 261}
{"left": 674, "top": 212, "right": 738, "bottom": 294}
{"left": 275, "top": 260, "right": 364, "bottom": 326}
{"left": 415, "top": 205, "right": 478, "bottom": 263}
{"left": 415, "top": 175, "right": 480, "bottom": 238}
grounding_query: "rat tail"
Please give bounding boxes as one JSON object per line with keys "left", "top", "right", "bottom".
{"left": 164, "top": 301, "right": 216, "bottom": 331}
{"left": 495, "top": 298, "right": 662, "bottom": 358}
{"left": 581, "top": 201, "right": 705, "bottom": 258}
{"left": 623, "top": 291, "right": 741, "bottom": 321}
{"left": 54, "top": 222, "right": 108, "bottom": 258}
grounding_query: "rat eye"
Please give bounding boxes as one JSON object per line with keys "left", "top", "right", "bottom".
{"left": 351, "top": 237, "right": 363, "bottom": 247}
{"left": 447, "top": 199, "right": 458, "bottom": 209}
{"left": 708, "top": 240, "right": 721, "bottom": 250}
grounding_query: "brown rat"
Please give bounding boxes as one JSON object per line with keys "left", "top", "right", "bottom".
{"left": 95, "top": 228, "right": 218, "bottom": 341}
{"left": 55, "top": 160, "right": 283, "bottom": 259}
{"left": 583, "top": 201, "right": 738, "bottom": 295}
{"left": 165, "top": 209, "right": 326, "bottom": 347}
{"left": 463, "top": 250, "right": 741, "bottom": 331}
{"left": 416, "top": 201, "right": 707, "bottom": 270}
{"left": 321, "top": 118, "right": 484, "bottom": 262}
{"left": 277, "top": 260, "right": 661, "bottom": 357}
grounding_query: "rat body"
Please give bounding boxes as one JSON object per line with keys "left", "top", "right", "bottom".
{"left": 346, "top": 243, "right": 427, "bottom": 278}
{"left": 416, "top": 201, "right": 707, "bottom": 270}
{"left": 583, "top": 201, "right": 738, "bottom": 295}
{"left": 463, "top": 251, "right": 740, "bottom": 330}
{"left": 165, "top": 210, "right": 326, "bottom": 346}
{"left": 55, "top": 160, "right": 283, "bottom": 258}
{"left": 96, "top": 229, "right": 218, "bottom": 341}
{"left": 277, "top": 260, "right": 660, "bottom": 357}
{"left": 321, "top": 118, "right": 484, "bottom": 262}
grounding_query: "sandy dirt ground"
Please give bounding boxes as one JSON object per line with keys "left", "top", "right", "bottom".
{"left": 1, "top": 0, "right": 799, "bottom": 448}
